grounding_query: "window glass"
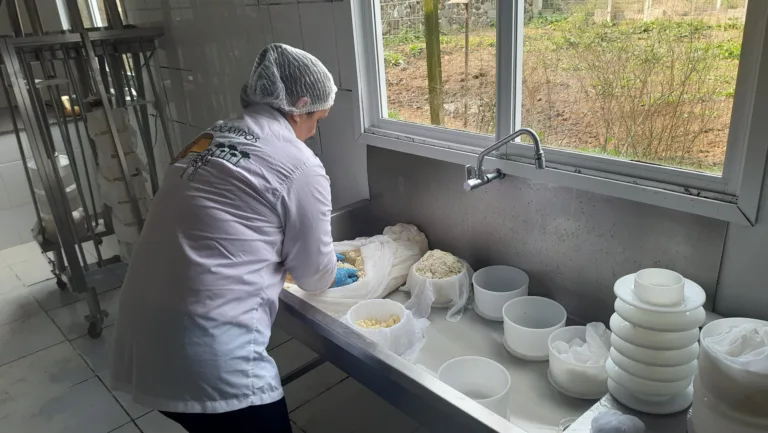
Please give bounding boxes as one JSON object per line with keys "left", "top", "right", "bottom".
{"left": 522, "top": 0, "right": 747, "bottom": 174}
{"left": 380, "top": 0, "right": 498, "bottom": 135}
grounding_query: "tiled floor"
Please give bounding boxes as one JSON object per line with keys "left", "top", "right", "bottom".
{"left": 0, "top": 239, "right": 422, "bottom": 433}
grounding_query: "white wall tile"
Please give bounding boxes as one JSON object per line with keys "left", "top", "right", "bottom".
{"left": 334, "top": 0, "right": 358, "bottom": 92}
{"left": 0, "top": 160, "right": 33, "bottom": 207}
{"left": 299, "top": 2, "right": 340, "bottom": 86}
{"left": 318, "top": 91, "right": 369, "bottom": 208}
{"left": 270, "top": 4, "right": 304, "bottom": 49}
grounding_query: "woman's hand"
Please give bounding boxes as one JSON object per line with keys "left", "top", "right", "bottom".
{"left": 332, "top": 268, "right": 359, "bottom": 288}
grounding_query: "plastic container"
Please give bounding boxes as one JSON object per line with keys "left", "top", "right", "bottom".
{"left": 547, "top": 326, "right": 608, "bottom": 399}
{"left": 634, "top": 268, "right": 685, "bottom": 306}
{"left": 609, "top": 313, "right": 699, "bottom": 351}
{"left": 404, "top": 259, "right": 472, "bottom": 322}
{"left": 605, "top": 357, "right": 692, "bottom": 400}
{"left": 613, "top": 299, "right": 706, "bottom": 332}
{"left": 503, "top": 296, "right": 567, "bottom": 361}
{"left": 346, "top": 299, "right": 425, "bottom": 357}
{"left": 27, "top": 154, "right": 74, "bottom": 191}
{"left": 438, "top": 356, "right": 510, "bottom": 416}
{"left": 472, "top": 265, "right": 528, "bottom": 321}
{"left": 698, "top": 317, "right": 768, "bottom": 419}
{"left": 609, "top": 348, "right": 697, "bottom": 382}
{"left": 689, "top": 376, "right": 768, "bottom": 433}
{"left": 610, "top": 334, "right": 699, "bottom": 367}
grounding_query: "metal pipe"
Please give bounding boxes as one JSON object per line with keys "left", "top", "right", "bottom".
{"left": 121, "top": 45, "right": 159, "bottom": 193}
{"left": 38, "top": 58, "right": 91, "bottom": 269}
{"left": 23, "top": 0, "right": 43, "bottom": 35}
{"left": 464, "top": 128, "right": 546, "bottom": 192}
{"left": 103, "top": 0, "right": 123, "bottom": 29}
{"left": 79, "top": 29, "right": 145, "bottom": 230}
{"left": 139, "top": 41, "right": 175, "bottom": 161}
{"left": 6, "top": 0, "right": 25, "bottom": 37}
{"left": 2, "top": 38, "right": 90, "bottom": 296}
{"left": 62, "top": 50, "right": 100, "bottom": 234}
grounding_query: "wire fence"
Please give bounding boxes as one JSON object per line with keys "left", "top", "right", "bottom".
{"left": 380, "top": 0, "right": 747, "bottom": 36}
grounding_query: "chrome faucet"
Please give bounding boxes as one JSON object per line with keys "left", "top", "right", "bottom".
{"left": 464, "top": 128, "right": 546, "bottom": 191}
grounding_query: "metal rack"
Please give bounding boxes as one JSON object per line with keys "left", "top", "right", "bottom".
{"left": 1, "top": 0, "right": 173, "bottom": 338}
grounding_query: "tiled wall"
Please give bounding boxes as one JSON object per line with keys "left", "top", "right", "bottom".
{"left": 123, "top": 0, "right": 369, "bottom": 209}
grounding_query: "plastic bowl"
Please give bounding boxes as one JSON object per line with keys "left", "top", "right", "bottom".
{"left": 610, "top": 313, "right": 699, "bottom": 351}
{"left": 698, "top": 317, "right": 768, "bottom": 418}
{"left": 609, "top": 348, "right": 697, "bottom": 383}
{"left": 614, "top": 299, "right": 706, "bottom": 332}
{"left": 438, "top": 356, "right": 511, "bottom": 416}
{"left": 346, "top": 299, "right": 415, "bottom": 355}
{"left": 473, "top": 266, "right": 529, "bottom": 321}
{"left": 407, "top": 262, "right": 471, "bottom": 308}
{"left": 611, "top": 334, "right": 699, "bottom": 368}
{"left": 634, "top": 268, "right": 685, "bottom": 306}
{"left": 548, "top": 326, "right": 608, "bottom": 399}
{"left": 503, "top": 296, "right": 567, "bottom": 361}
{"left": 348, "top": 299, "right": 406, "bottom": 327}
{"left": 606, "top": 357, "right": 693, "bottom": 400}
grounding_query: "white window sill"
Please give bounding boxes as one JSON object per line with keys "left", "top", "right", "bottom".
{"left": 359, "top": 129, "right": 752, "bottom": 226}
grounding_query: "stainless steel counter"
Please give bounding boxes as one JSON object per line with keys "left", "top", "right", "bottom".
{"left": 564, "top": 394, "right": 690, "bottom": 433}
{"left": 278, "top": 287, "right": 693, "bottom": 433}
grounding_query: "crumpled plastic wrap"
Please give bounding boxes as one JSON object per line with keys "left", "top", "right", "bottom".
{"left": 552, "top": 322, "right": 611, "bottom": 366}
{"left": 591, "top": 409, "right": 645, "bottom": 433}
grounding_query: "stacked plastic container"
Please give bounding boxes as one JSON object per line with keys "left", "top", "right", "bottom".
{"left": 606, "top": 269, "right": 706, "bottom": 414}
{"left": 27, "top": 154, "right": 87, "bottom": 241}
{"left": 689, "top": 317, "right": 768, "bottom": 433}
{"left": 87, "top": 107, "right": 149, "bottom": 262}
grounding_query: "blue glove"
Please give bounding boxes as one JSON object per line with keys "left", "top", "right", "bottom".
{"left": 335, "top": 253, "right": 346, "bottom": 262}
{"left": 333, "top": 268, "right": 359, "bottom": 288}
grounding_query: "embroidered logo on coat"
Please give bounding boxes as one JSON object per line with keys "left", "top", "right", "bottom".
{"left": 173, "top": 133, "right": 214, "bottom": 164}
{"left": 180, "top": 142, "right": 252, "bottom": 181}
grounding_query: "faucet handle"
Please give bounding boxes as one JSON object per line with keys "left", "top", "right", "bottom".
{"left": 465, "top": 165, "right": 477, "bottom": 181}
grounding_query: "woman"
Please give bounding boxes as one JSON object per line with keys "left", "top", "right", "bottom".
{"left": 109, "top": 44, "right": 358, "bottom": 433}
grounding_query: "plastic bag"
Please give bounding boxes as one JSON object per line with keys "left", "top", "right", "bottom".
{"left": 341, "top": 299, "right": 429, "bottom": 360}
{"left": 553, "top": 322, "right": 612, "bottom": 366}
{"left": 704, "top": 324, "right": 768, "bottom": 375}
{"left": 284, "top": 224, "right": 428, "bottom": 316}
{"left": 591, "top": 409, "right": 645, "bottom": 433}
{"left": 403, "top": 260, "right": 472, "bottom": 322}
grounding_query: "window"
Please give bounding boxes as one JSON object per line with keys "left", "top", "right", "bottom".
{"left": 380, "top": 0, "right": 497, "bottom": 134}
{"left": 358, "top": 0, "right": 768, "bottom": 225}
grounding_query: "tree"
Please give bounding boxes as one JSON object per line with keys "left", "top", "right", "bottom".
{"left": 423, "top": 0, "right": 444, "bottom": 125}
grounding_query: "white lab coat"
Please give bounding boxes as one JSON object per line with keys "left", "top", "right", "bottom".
{"left": 109, "top": 105, "right": 337, "bottom": 414}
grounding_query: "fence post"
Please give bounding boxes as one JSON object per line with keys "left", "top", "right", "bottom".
{"left": 424, "top": 0, "right": 444, "bottom": 125}
{"left": 643, "top": 0, "right": 653, "bottom": 20}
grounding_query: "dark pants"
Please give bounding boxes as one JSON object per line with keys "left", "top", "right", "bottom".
{"left": 160, "top": 398, "right": 292, "bottom": 433}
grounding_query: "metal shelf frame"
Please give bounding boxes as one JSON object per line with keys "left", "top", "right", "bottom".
{"left": 0, "top": 0, "right": 173, "bottom": 338}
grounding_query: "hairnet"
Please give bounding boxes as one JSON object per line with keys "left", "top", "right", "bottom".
{"left": 240, "top": 44, "right": 337, "bottom": 114}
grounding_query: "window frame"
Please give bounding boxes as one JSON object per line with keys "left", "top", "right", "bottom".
{"left": 353, "top": 0, "right": 768, "bottom": 226}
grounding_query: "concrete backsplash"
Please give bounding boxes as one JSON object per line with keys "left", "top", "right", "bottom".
{"left": 365, "top": 147, "right": 727, "bottom": 324}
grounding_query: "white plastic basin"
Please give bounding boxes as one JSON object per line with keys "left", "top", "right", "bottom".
{"left": 473, "top": 266, "right": 529, "bottom": 321}
{"left": 503, "top": 296, "right": 567, "bottom": 361}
